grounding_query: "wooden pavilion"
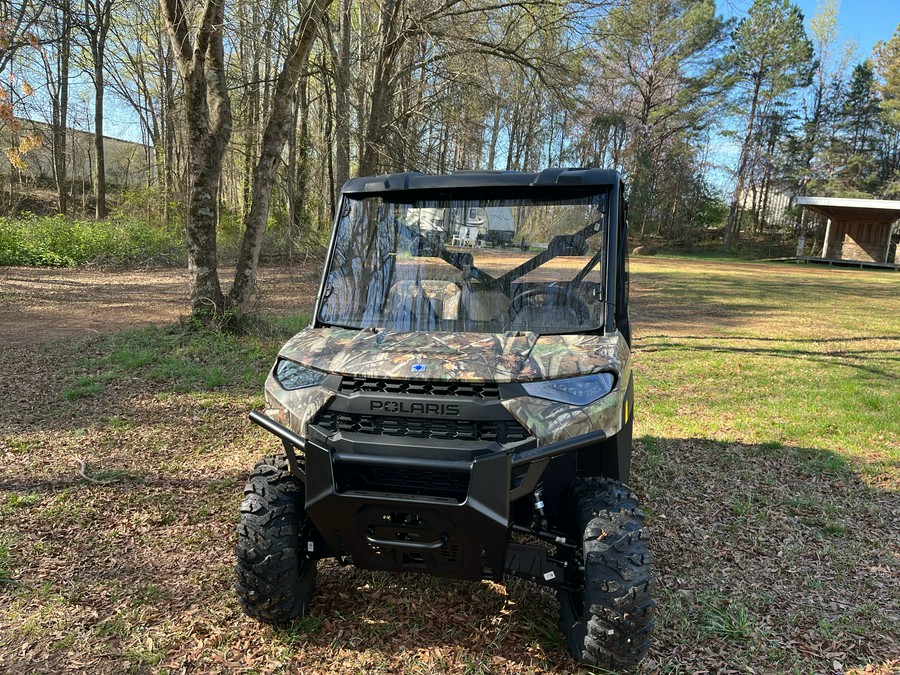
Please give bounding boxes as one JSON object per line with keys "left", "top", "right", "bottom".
{"left": 797, "top": 196, "right": 900, "bottom": 269}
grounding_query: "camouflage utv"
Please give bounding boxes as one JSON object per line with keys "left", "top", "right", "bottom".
{"left": 236, "top": 168, "right": 654, "bottom": 668}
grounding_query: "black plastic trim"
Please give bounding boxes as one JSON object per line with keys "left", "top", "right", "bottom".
{"left": 510, "top": 430, "right": 606, "bottom": 468}
{"left": 311, "top": 383, "right": 533, "bottom": 449}
{"left": 248, "top": 410, "right": 611, "bottom": 581}
{"left": 251, "top": 410, "right": 604, "bottom": 478}
{"left": 249, "top": 410, "right": 305, "bottom": 448}
{"left": 248, "top": 410, "right": 306, "bottom": 478}
{"left": 332, "top": 452, "right": 470, "bottom": 473}
{"left": 326, "top": 393, "right": 503, "bottom": 420}
{"left": 341, "top": 168, "right": 621, "bottom": 195}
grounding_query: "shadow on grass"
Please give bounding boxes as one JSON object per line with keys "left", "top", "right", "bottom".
{"left": 0, "top": 434, "right": 896, "bottom": 671}
{"left": 274, "top": 564, "right": 568, "bottom": 665}
{"left": 210, "top": 436, "right": 898, "bottom": 672}
{"left": 636, "top": 435, "right": 898, "bottom": 671}
{"left": 635, "top": 333, "right": 900, "bottom": 377}
{"left": 0, "top": 472, "right": 248, "bottom": 494}
{"left": 641, "top": 334, "right": 900, "bottom": 344}
{"left": 0, "top": 316, "right": 310, "bottom": 435}
{"left": 1, "top": 314, "right": 898, "bottom": 668}
{"left": 631, "top": 263, "right": 898, "bottom": 331}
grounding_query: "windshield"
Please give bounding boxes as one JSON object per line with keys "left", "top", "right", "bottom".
{"left": 318, "top": 192, "right": 609, "bottom": 334}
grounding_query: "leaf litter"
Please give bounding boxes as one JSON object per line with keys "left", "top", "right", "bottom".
{"left": 1, "top": 259, "right": 898, "bottom": 673}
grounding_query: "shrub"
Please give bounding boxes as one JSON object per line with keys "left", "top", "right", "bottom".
{"left": 0, "top": 213, "right": 185, "bottom": 267}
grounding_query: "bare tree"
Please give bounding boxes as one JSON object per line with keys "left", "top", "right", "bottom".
{"left": 81, "top": 0, "right": 114, "bottom": 219}
{"left": 159, "top": 0, "right": 233, "bottom": 316}
{"left": 227, "top": 0, "right": 334, "bottom": 319}
{"left": 37, "top": 0, "right": 71, "bottom": 213}
{"left": 159, "top": 0, "right": 332, "bottom": 321}
{"left": 107, "top": 2, "right": 183, "bottom": 223}
{"left": 0, "top": 0, "right": 45, "bottom": 75}
{"left": 353, "top": 0, "right": 578, "bottom": 176}
{"left": 329, "top": 0, "right": 352, "bottom": 207}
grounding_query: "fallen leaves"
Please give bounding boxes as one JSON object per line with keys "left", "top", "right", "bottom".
{"left": 1, "top": 260, "right": 898, "bottom": 673}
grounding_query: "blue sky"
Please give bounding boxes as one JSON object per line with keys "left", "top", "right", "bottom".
{"left": 706, "top": 0, "right": 900, "bottom": 194}
{"left": 726, "top": 0, "right": 900, "bottom": 61}
{"left": 796, "top": 0, "right": 900, "bottom": 58}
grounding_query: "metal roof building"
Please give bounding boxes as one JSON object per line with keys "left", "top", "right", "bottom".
{"left": 797, "top": 196, "right": 900, "bottom": 269}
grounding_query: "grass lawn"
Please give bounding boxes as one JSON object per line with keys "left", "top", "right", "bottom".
{"left": 0, "top": 257, "right": 897, "bottom": 673}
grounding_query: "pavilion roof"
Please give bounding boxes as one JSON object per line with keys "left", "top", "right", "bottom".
{"left": 797, "top": 196, "right": 900, "bottom": 223}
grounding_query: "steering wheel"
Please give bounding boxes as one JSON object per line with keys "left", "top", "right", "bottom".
{"left": 509, "top": 285, "right": 592, "bottom": 324}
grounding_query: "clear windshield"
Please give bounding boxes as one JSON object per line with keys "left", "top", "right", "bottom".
{"left": 318, "top": 192, "right": 609, "bottom": 334}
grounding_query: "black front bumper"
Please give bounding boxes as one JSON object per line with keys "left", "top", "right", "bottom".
{"left": 249, "top": 411, "right": 604, "bottom": 582}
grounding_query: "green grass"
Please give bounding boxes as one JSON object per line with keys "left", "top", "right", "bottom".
{"left": 93, "top": 614, "right": 128, "bottom": 638}
{"left": 697, "top": 592, "right": 759, "bottom": 641}
{"left": 0, "top": 537, "right": 14, "bottom": 583}
{"left": 630, "top": 259, "right": 898, "bottom": 671}
{"left": 274, "top": 615, "right": 327, "bottom": 645}
{"left": 6, "top": 494, "right": 39, "bottom": 509}
{"left": 0, "top": 205, "right": 327, "bottom": 268}
{"left": 632, "top": 259, "right": 899, "bottom": 464}
{"left": 636, "top": 337, "right": 899, "bottom": 456}
{"left": 60, "top": 314, "right": 310, "bottom": 401}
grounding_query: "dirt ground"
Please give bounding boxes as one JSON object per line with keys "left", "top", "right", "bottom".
{"left": 0, "top": 263, "right": 322, "bottom": 346}
{"left": 0, "top": 255, "right": 871, "bottom": 344}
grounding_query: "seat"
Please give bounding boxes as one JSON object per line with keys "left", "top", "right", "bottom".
{"left": 420, "top": 280, "right": 461, "bottom": 320}
{"left": 388, "top": 280, "right": 461, "bottom": 326}
{"left": 462, "top": 287, "right": 509, "bottom": 323}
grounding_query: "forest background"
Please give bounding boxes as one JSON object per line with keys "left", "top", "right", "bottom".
{"left": 1, "top": 0, "right": 899, "bottom": 315}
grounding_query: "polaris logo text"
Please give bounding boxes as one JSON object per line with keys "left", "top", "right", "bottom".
{"left": 370, "top": 400, "right": 461, "bottom": 416}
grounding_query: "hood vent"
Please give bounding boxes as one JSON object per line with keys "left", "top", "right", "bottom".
{"left": 339, "top": 376, "right": 500, "bottom": 399}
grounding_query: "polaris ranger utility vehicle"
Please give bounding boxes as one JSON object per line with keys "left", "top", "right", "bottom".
{"left": 236, "top": 168, "right": 654, "bottom": 668}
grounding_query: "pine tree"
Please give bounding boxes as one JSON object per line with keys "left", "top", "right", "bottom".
{"left": 723, "top": 0, "right": 813, "bottom": 248}
{"left": 875, "top": 24, "right": 900, "bottom": 195}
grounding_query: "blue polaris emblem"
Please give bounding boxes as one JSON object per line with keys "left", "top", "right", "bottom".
{"left": 411, "top": 363, "right": 427, "bottom": 373}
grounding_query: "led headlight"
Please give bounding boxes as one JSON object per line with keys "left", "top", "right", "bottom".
{"left": 274, "top": 358, "right": 327, "bottom": 390}
{"left": 522, "top": 372, "right": 615, "bottom": 405}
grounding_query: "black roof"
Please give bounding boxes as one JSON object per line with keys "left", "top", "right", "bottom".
{"left": 341, "top": 168, "right": 621, "bottom": 195}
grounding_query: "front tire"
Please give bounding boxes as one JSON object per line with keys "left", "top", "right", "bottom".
{"left": 235, "top": 454, "right": 316, "bottom": 623}
{"left": 558, "top": 478, "right": 654, "bottom": 668}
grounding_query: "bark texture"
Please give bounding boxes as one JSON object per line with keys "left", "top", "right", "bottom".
{"left": 160, "top": 0, "right": 232, "bottom": 316}
{"left": 227, "top": 0, "right": 333, "bottom": 319}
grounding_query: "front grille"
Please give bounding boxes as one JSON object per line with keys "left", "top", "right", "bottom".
{"left": 335, "top": 464, "right": 470, "bottom": 500}
{"left": 339, "top": 376, "right": 500, "bottom": 399}
{"left": 314, "top": 410, "right": 530, "bottom": 444}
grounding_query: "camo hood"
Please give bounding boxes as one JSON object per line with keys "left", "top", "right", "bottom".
{"left": 277, "top": 326, "right": 626, "bottom": 382}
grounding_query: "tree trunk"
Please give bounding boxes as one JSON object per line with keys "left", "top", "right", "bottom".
{"left": 725, "top": 74, "right": 763, "bottom": 249}
{"left": 760, "top": 169, "right": 772, "bottom": 232}
{"left": 183, "top": 69, "right": 228, "bottom": 314}
{"left": 227, "top": 0, "right": 333, "bottom": 320}
{"left": 52, "top": 2, "right": 71, "bottom": 215}
{"left": 163, "top": 43, "right": 177, "bottom": 225}
{"left": 84, "top": 0, "right": 113, "bottom": 221}
{"left": 488, "top": 102, "right": 501, "bottom": 169}
{"left": 94, "top": 54, "right": 107, "bottom": 219}
{"left": 358, "top": 0, "right": 403, "bottom": 175}
{"left": 160, "top": 0, "right": 233, "bottom": 317}
{"left": 286, "top": 88, "right": 300, "bottom": 257}
{"left": 333, "top": 0, "right": 351, "bottom": 205}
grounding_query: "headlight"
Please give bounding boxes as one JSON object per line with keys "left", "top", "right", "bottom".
{"left": 522, "top": 372, "right": 615, "bottom": 405}
{"left": 274, "top": 358, "right": 326, "bottom": 390}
